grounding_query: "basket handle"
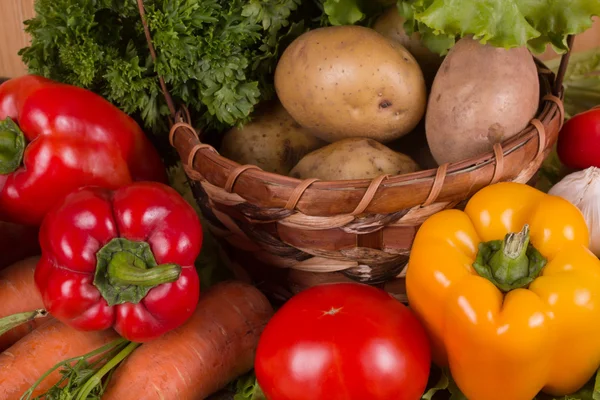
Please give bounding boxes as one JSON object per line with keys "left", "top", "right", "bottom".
{"left": 553, "top": 35, "right": 575, "bottom": 97}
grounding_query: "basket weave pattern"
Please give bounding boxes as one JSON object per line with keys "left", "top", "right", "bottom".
{"left": 135, "top": 0, "right": 570, "bottom": 302}
{"left": 168, "top": 70, "right": 564, "bottom": 302}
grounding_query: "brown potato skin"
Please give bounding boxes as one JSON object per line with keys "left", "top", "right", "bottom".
{"left": 219, "top": 101, "right": 326, "bottom": 175}
{"left": 289, "top": 137, "right": 420, "bottom": 181}
{"left": 373, "top": 7, "right": 443, "bottom": 89}
{"left": 425, "top": 37, "right": 540, "bottom": 165}
{"left": 275, "top": 25, "right": 427, "bottom": 144}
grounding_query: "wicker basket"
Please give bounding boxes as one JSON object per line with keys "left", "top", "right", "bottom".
{"left": 136, "top": 1, "right": 573, "bottom": 303}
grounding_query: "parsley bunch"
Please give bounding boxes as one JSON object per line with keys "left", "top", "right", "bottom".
{"left": 20, "top": 0, "right": 322, "bottom": 134}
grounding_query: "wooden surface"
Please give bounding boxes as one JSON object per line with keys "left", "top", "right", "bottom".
{"left": 0, "top": 0, "right": 36, "bottom": 78}
{"left": 0, "top": 4, "right": 598, "bottom": 77}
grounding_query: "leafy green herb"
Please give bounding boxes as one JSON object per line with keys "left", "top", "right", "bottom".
{"left": 420, "top": 367, "right": 467, "bottom": 400}
{"left": 322, "top": 0, "right": 365, "bottom": 25}
{"left": 397, "top": 0, "right": 600, "bottom": 55}
{"left": 229, "top": 371, "right": 266, "bottom": 400}
{"left": 20, "top": 0, "right": 323, "bottom": 135}
{"left": 316, "top": 0, "right": 396, "bottom": 26}
{"left": 421, "top": 365, "right": 600, "bottom": 400}
{"left": 20, "top": 338, "right": 139, "bottom": 400}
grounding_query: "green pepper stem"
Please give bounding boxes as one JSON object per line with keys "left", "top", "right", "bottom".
{"left": 473, "top": 224, "right": 547, "bottom": 292}
{"left": 0, "top": 309, "right": 47, "bottom": 336}
{"left": 0, "top": 117, "right": 26, "bottom": 175}
{"left": 94, "top": 238, "right": 182, "bottom": 306}
{"left": 107, "top": 254, "right": 181, "bottom": 286}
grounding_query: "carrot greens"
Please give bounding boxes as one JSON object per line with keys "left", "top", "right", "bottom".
{"left": 20, "top": 338, "right": 139, "bottom": 400}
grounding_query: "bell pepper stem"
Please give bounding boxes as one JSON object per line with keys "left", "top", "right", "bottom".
{"left": 107, "top": 252, "right": 181, "bottom": 287}
{"left": 0, "top": 309, "right": 47, "bottom": 336}
{"left": 0, "top": 117, "right": 26, "bottom": 175}
{"left": 473, "top": 224, "right": 547, "bottom": 292}
{"left": 94, "top": 238, "right": 183, "bottom": 306}
{"left": 489, "top": 224, "right": 531, "bottom": 282}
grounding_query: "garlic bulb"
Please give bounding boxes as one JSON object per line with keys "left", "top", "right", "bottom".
{"left": 549, "top": 167, "right": 600, "bottom": 257}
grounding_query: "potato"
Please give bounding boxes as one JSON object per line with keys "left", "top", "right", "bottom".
{"left": 373, "top": 7, "right": 443, "bottom": 89}
{"left": 274, "top": 25, "right": 427, "bottom": 144}
{"left": 219, "top": 101, "right": 326, "bottom": 175}
{"left": 426, "top": 37, "right": 540, "bottom": 165}
{"left": 289, "top": 138, "right": 420, "bottom": 181}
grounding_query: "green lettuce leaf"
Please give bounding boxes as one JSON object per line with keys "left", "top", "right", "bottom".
{"left": 323, "top": 0, "right": 365, "bottom": 25}
{"left": 231, "top": 372, "right": 266, "bottom": 400}
{"left": 320, "top": 0, "right": 397, "bottom": 26}
{"left": 398, "top": 0, "right": 600, "bottom": 55}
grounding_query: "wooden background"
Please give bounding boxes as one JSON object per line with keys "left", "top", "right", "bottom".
{"left": 0, "top": 4, "right": 599, "bottom": 77}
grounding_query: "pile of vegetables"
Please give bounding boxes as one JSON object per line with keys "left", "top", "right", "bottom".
{"left": 0, "top": 75, "right": 275, "bottom": 400}
{"left": 1, "top": 0, "right": 600, "bottom": 399}
{"left": 217, "top": 15, "right": 543, "bottom": 180}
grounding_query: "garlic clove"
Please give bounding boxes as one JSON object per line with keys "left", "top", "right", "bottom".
{"left": 549, "top": 167, "right": 600, "bottom": 257}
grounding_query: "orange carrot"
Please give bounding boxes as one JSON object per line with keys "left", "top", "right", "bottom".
{"left": 0, "top": 257, "right": 49, "bottom": 351}
{"left": 103, "top": 281, "right": 274, "bottom": 400}
{"left": 0, "top": 319, "right": 119, "bottom": 399}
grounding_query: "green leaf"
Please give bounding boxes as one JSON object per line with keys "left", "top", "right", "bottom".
{"left": 397, "top": 0, "right": 600, "bottom": 55}
{"left": 323, "top": 0, "right": 365, "bottom": 25}
{"left": 19, "top": 0, "right": 325, "bottom": 135}
{"left": 421, "top": 369, "right": 449, "bottom": 399}
{"left": 20, "top": 338, "right": 131, "bottom": 400}
{"left": 418, "top": 24, "right": 456, "bottom": 56}
{"left": 231, "top": 372, "right": 266, "bottom": 400}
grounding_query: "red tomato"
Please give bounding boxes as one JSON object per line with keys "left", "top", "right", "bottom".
{"left": 557, "top": 108, "right": 600, "bottom": 169}
{"left": 254, "top": 283, "right": 431, "bottom": 400}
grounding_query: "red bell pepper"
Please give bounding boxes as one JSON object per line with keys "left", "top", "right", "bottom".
{"left": 0, "top": 75, "right": 168, "bottom": 226}
{"left": 34, "top": 182, "right": 203, "bottom": 342}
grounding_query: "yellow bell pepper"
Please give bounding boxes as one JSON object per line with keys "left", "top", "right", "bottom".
{"left": 406, "top": 182, "right": 600, "bottom": 400}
